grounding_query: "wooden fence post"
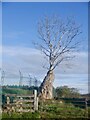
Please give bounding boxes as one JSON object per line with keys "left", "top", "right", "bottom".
{"left": 6, "top": 96, "right": 10, "bottom": 105}
{"left": 34, "top": 90, "right": 38, "bottom": 111}
{"left": 36, "top": 97, "right": 38, "bottom": 111}
{"left": 85, "top": 98, "right": 88, "bottom": 109}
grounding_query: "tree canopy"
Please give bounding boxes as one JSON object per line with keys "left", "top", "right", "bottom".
{"left": 55, "top": 86, "right": 81, "bottom": 98}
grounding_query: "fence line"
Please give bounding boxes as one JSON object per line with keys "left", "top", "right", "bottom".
{"left": 3, "top": 90, "right": 38, "bottom": 113}
{"left": 56, "top": 97, "right": 90, "bottom": 109}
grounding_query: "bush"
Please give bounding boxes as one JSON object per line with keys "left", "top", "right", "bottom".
{"left": 55, "top": 86, "right": 81, "bottom": 98}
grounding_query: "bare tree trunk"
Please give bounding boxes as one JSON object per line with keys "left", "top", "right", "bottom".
{"left": 39, "top": 70, "right": 54, "bottom": 99}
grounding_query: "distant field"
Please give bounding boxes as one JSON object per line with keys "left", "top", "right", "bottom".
{"left": 2, "top": 87, "right": 33, "bottom": 95}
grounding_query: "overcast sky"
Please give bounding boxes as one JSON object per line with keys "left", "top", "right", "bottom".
{"left": 0, "top": 2, "right": 88, "bottom": 94}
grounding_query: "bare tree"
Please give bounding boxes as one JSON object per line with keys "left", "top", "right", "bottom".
{"left": 34, "top": 16, "right": 82, "bottom": 99}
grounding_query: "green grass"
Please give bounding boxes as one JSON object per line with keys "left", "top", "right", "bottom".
{"left": 2, "top": 112, "right": 41, "bottom": 119}
{"left": 2, "top": 100, "right": 89, "bottom": 119}
{"left": 38, "top": 100, "right": 88, "bottom": 118}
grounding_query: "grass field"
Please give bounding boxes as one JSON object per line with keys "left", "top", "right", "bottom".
{"left": 2, "top": 100, "right": 89, "bottom": 119}
{"left": 2, "top": 87, "right": 33, "bottom": 95}
{"left": 1, "top": 87, "right": 89, "bottom": 119}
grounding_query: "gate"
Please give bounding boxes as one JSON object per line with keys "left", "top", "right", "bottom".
{"left": 3, "top": 90, "right": 38, "bottom": 113}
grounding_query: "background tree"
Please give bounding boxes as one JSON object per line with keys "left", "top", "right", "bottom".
{"left": 34, "top": 16, "right": 82, "bottom": 99}
{"left": 55, "top": 86, "right": 81, "bottom": 98}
